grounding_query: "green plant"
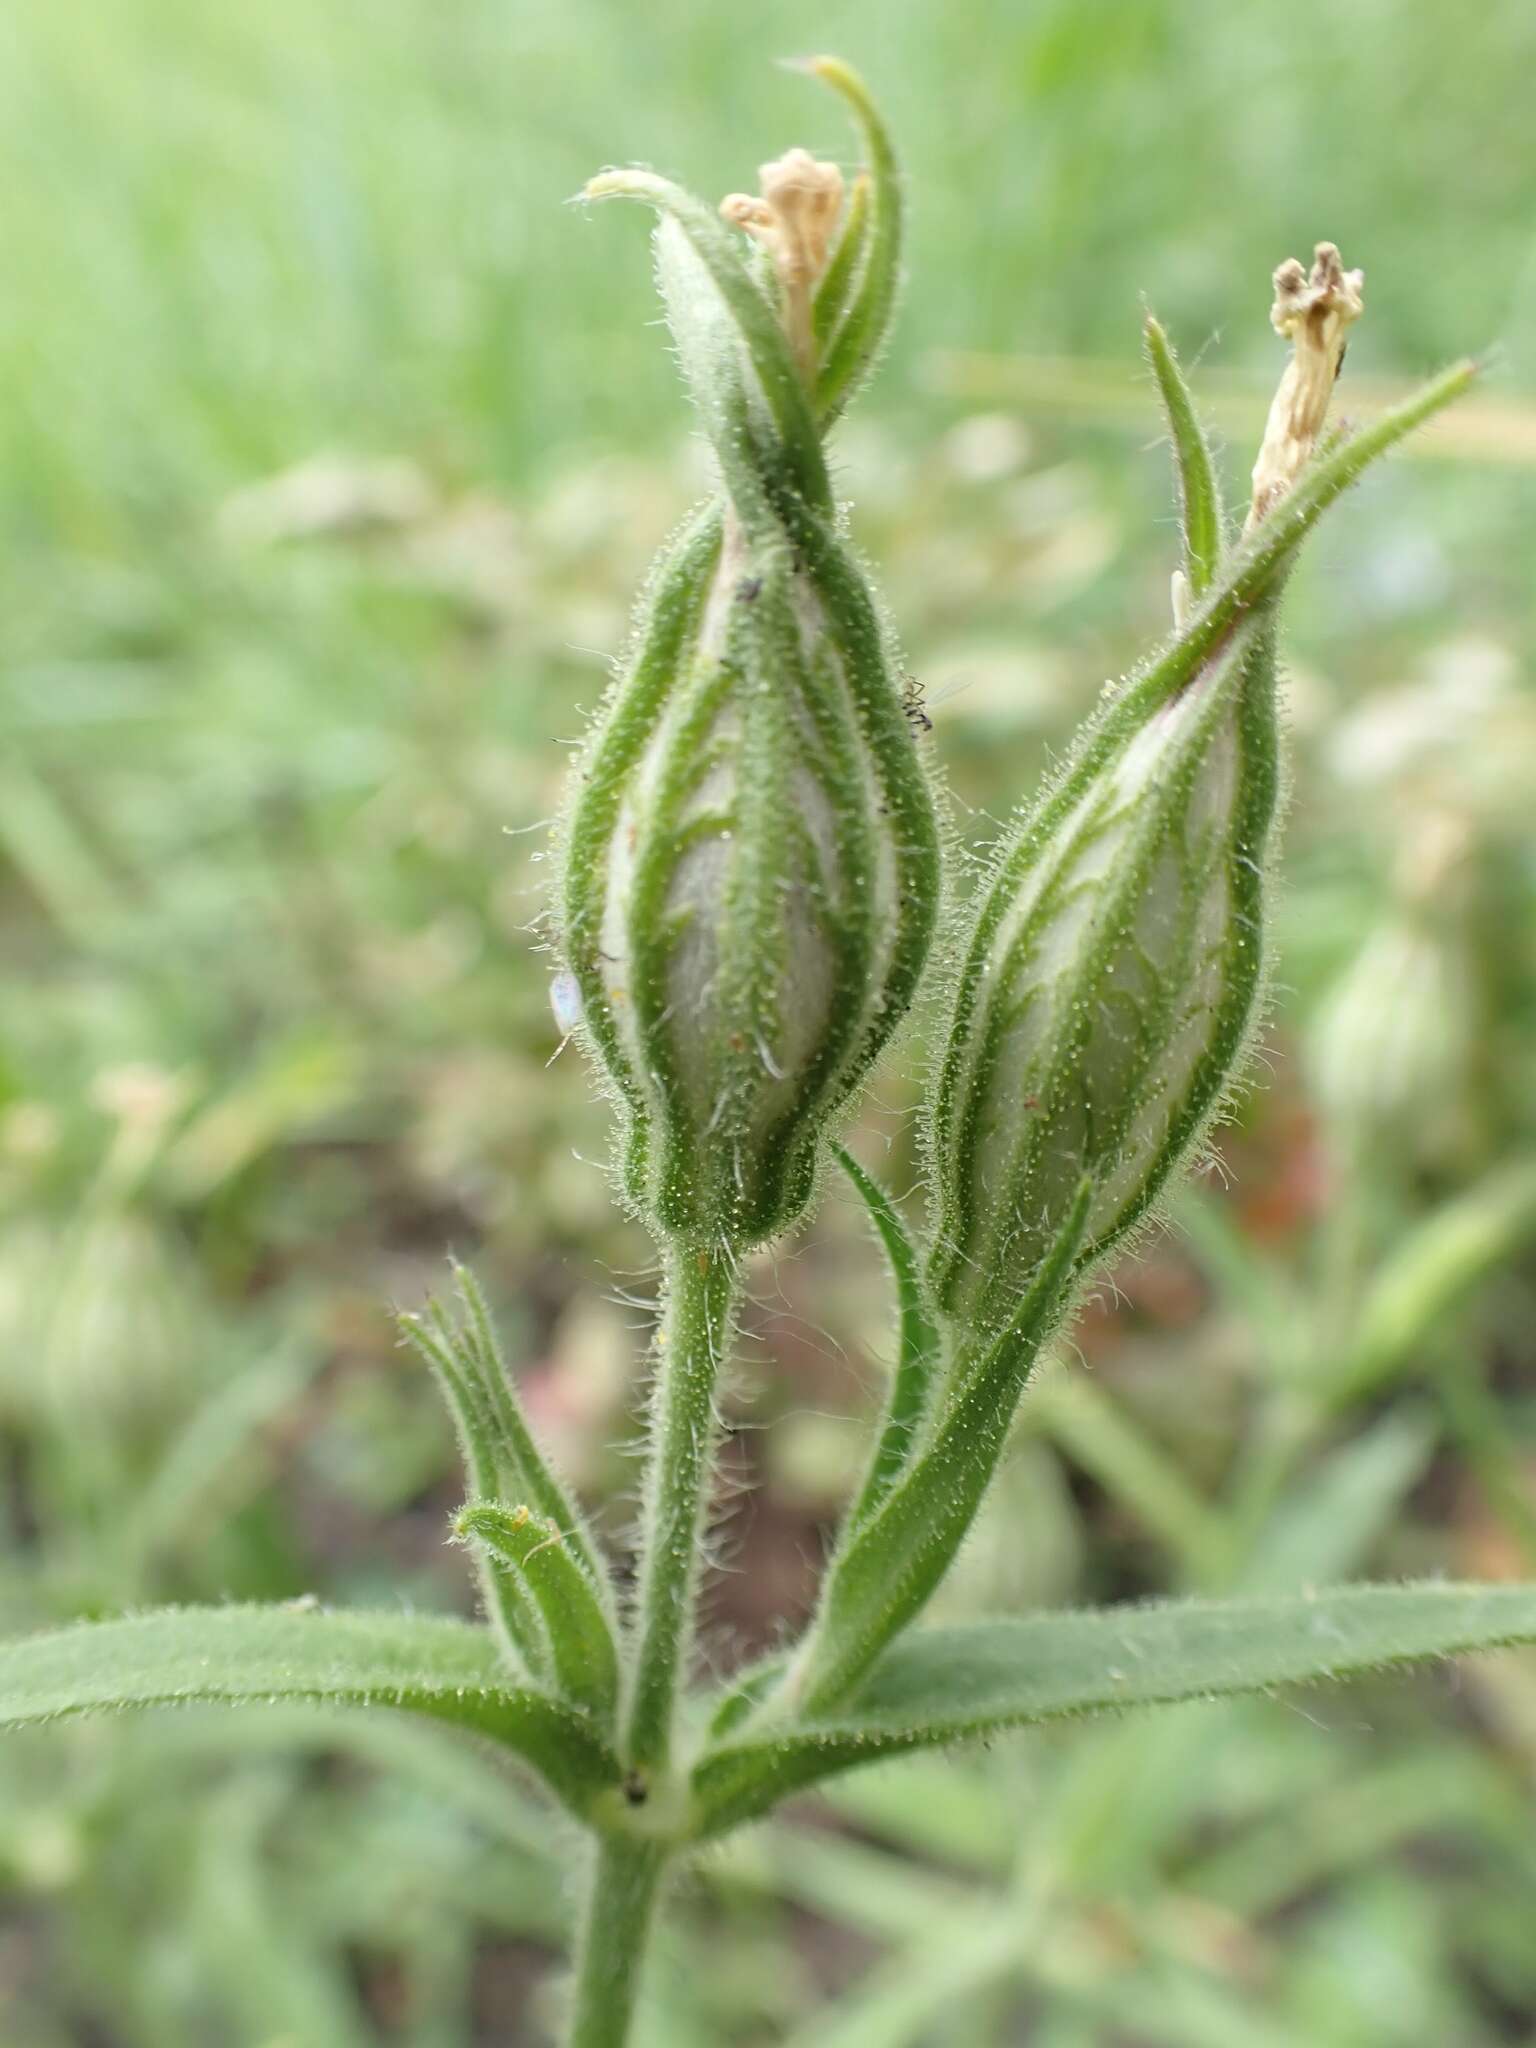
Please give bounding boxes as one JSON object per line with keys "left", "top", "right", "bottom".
{"left": 3, "top": 56, "right": 1532, "bottom": 2048}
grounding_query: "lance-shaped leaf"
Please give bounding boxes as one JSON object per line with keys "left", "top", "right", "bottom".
{"left": 834, "top": 1146, "right": 942, "bottom": 1531}
{"left": 692, "top": 1581, "right": 1536, "bottom": 1836}
{"left": 790, "top": 1185, "right": 1090, "bottom": 1715}
{"left": 0, "top": 1605, "right": 621, "bottom": 1819}
{"left": 401, "top": 1262, "right": 615, "bottom": 1677}
{"left": 443, "top": 1261, "right": 609, "bottom": 1589}
{"left": 401, "top": 1311, "right": 546, "bottom": 1675}
{"left": 455, "top": 1501, "right": 620, "bottom": 1727}
{"left": 1144, "top": 311, "right": 1226, "bottom": 597}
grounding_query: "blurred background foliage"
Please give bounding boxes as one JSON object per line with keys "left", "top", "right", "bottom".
{"left": 3, "top": 0, "right": 1536, "bottom": 2041}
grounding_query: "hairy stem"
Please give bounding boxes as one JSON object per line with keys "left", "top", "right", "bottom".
{"left": 622, "top": 1242, "right": 739, "bottom": 1776}
{"left": 565, "top": 1835, "right": 667, "bottom": 2048}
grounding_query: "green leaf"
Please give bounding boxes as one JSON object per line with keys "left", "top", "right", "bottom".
{"left": 706, "top": 1649, "right": 788, "bottom": 1740}
{"left": 455, "top": 1501, "right": 620, "bottom": 1726}
{"left": 693, "top": 1581, "right": 1536, "bottom": 1836}
{"left": 834, "top": 1146, "right": 942, "bottom": 1530}
{"left": 400, "top": 1297, "right": 549, "bottom": 1676}
{"left": 0, "top": 1605, "right": 620, "bottom": 1819}
{"left": 444, "top": 1261, "right": 611, "bottom": 1599}
{"left": 791, "top": 1184, "right": 1090, "bottom": 1715}
{"left": 1144, "top": 311, "right": 1225, "bottom": 596}
{"left": 400, "top": 1261, "right": 616, "bottom": 1681}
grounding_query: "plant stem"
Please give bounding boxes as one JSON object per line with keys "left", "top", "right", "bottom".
{"left": 623, "top": 1242, "right": 738, "bottom": 1776}
{"left": 565, "top": 1834, "right": 667, "bottom": 2048}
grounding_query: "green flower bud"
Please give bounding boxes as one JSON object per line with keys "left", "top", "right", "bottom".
{"left": 924, "top": 243, "right": 1423, "bottom": 1350}
{"left": 927, "top": 616, "right": 1280, "bottom": 1346}
{"left": 556, "top": 66, "right": 940, "bottom": 1251}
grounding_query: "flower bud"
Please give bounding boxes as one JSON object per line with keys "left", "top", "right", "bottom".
{"left": 927, "top": 618, "right": 1280, "bottom": 1343}
{"left": 924, "top": 239, "right": 1411, "bottom": 1347}
{"left": 556, "top": 73, "right": 939, "bottom": 1251}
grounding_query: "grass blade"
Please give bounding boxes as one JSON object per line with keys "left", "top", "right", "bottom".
{"left": 1334, "top": 1158, "right": 1536, "bottom": 1405}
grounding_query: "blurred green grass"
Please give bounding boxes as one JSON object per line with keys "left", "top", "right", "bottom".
{"left": 3, "top": 1, "right": 1536, "bottom": 2042}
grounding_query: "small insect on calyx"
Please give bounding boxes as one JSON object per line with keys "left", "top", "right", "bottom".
{"left": 554, "top": 61, "right": 940, "bottom": 1252}
{"left": 902, "top": 674, "right": 934, "bottom": 734}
